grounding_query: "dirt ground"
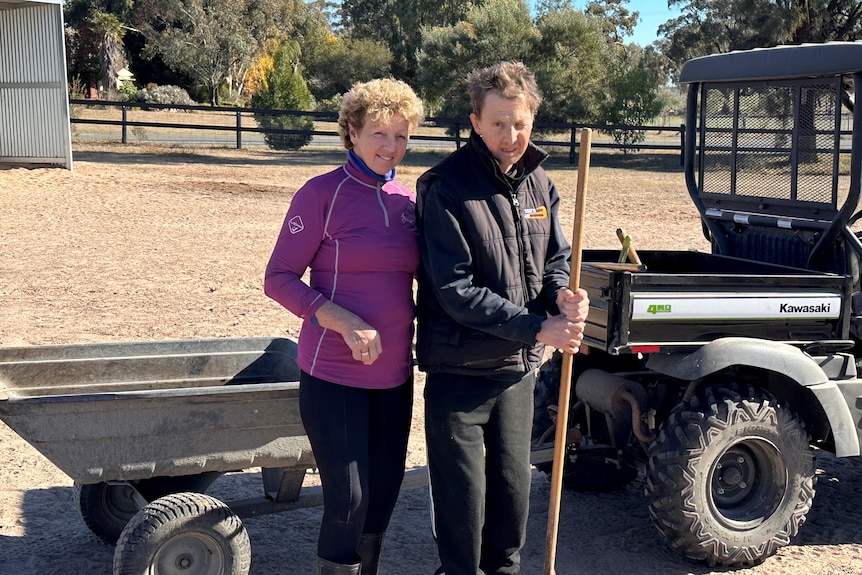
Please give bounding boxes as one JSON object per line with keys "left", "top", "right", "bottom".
{"left": 3, "top": 143, "right": 862, "bottom": 574}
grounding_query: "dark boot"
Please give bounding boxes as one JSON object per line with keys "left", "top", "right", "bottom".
{"left": 358, "top": 533, "right": 385, "bottom": 575}
{"left": 318, "top": 556, "right": 360, "bottom": 575}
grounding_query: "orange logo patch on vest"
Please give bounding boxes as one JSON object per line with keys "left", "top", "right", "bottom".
{"left": 524, "top": 206, "right": 548, "bottom": 220}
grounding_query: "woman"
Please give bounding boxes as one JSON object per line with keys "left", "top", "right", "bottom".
{"left": 415, "top": 61, "right": 589, "bottom": 575}
{"left": 264, "top": 78, "right": 424, "bottom": 575}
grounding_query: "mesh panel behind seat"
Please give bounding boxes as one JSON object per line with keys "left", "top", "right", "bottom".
{"left": 696, "top": 78, "right": 857, "bottom": 277}
{"left": 699, "top": 80, "right": 842, "bottom": 217}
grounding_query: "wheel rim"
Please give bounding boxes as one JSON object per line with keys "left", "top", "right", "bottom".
{"left": 152, "top": 532, "right": 226, "bottom": 575}
{"left": 102, "top": 483, "right": 140, "bottom": 524}
{"left": 709, "top": 438, "right": 787, "bottom": 529}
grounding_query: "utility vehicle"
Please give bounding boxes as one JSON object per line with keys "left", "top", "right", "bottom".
{"left": 532, "top": 42, "right": 862, "bottom": 566}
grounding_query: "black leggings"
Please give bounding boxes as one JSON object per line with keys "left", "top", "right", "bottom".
{"left": 299, "top": 370, "right": 414, "bottom": 564}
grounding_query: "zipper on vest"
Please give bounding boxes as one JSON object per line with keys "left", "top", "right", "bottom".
{"left": 509, "top": 187, "right": 531, "bottom": 367}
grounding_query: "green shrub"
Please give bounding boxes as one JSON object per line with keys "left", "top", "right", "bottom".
{"left": 251, "top": 41, "right": 313, "bottom": 151}
{"left": 117, "top": 80, "right": 139, "bottom": 102}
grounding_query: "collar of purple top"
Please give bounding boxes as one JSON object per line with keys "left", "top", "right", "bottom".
{"left": 348, "top": 149, "right": 396, "bottom": 183}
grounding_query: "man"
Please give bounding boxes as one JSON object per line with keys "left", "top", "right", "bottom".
{"left": 415, "top": 60, "right": 589, "bottom": 575}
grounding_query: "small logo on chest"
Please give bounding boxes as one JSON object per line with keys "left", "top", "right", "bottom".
{"left": 524, "top": 206, "right": 548, "bottom": 220}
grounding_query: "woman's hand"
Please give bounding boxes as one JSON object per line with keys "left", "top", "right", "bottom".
{"left": 312, "top": 301, "right": 382, "bottom": 364}
{"left": 343, "top": 326, "right": 382, "bottom": 365}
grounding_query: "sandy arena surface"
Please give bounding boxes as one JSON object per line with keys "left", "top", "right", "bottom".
{"left": 2, "top": 143, "right": 862, "bottom": 574}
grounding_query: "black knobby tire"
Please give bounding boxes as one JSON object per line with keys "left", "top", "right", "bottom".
{"left": 645, "top": 385, "right": 815, "bottom": 567}
{"left": 113, "top": 492, "right": 251, "bottom": 575}
{"left": 75, "top": 473, "right": 222, "bottom": 545}
{"left": 76, "top": 482, "right": 143, "bottom": 545}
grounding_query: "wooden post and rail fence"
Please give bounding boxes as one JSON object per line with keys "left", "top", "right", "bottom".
{"left": 69, "top": 98, "right": 687, "bottom": 164}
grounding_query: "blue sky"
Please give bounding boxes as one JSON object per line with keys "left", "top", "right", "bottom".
{"left": 570, "top": 1, "right": 683, "bottom": 47}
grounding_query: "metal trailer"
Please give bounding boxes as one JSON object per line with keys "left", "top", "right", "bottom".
{"left": 0, "top": 336, "right": 319, "bottom": 574}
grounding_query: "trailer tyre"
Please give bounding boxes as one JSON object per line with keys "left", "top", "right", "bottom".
{"left": 113, "top": 492, "right": 251, "bottom": 575}
{"left": 76, "top": 482, "right": 142, "bottom": 545}
{"left": 645, "top": 385, "right": 815, "bottom": 567}
{"left": 76, "top": 473, "right": 223, "bottom": 545}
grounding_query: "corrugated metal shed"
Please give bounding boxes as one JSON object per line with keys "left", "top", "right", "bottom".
{"left": 0, "top": 0, "right": 72, "bottom": 169}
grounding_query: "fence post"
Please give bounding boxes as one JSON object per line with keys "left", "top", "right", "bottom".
{"left": 121, "top": 104, "right": 127, "bottom": 144}
{"left": 569, "top": 125, "right": 577, "bottom": 164}
{"left": 236, "top": 109, "right": 243, "bottom": 149}
{"left": 454, "top": 121, "right": 461, "bottom": 149}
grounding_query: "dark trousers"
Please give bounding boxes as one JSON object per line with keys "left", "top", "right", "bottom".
{"left": 425, "top": 370, "right": 536, "bottom": 575}
{"left": 299, "top": 370, "right": 414, "bottom": 564}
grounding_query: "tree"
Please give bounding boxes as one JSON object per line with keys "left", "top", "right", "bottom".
{"left": 251, "top": 41, "right": 314, "bottom": 150}
{"left": 640, "top": 43, "right": 673, "bottom": 88}
{"left": 64, "top": 1, "right": 132, "bottom": 96}
{"left": 340, "top": 0, "right": 392, "bottom": 39}
{"left": 302, "top": 35, "right": 393, "bottom": 106}
{"left": 585, "top": 0, "right": 638, "bottom": 43}
{"left": 596, "top": 46, "right": 663, "bottom": 150}
{"left": 91, "top": 12, "right": 129, "bottom": 95}
{"left": 306, "top": 0, "right": 342, "bottom": 33}
{"left": 659, "top": 0, "right": 862, "bottom": 78}
{"left": 533, "top": 0, "right": 571, "bottom": 16}
{"left": 64, "top": 0, "right": 134, "bottom": 25}
{"left": 132, "top": 0, "right": 306, "bottom": 105}
{"left": 531, "top": 6, "right": 611, "bottom": 124}
{"left": 416, "top": 0, "right": 537, "bottom": 117}
{"left": 242, "top": 38, "right": 281, "bottom": 102}
{"left": 66, "top": 26, "right": 101, "bottom": 93}
{"left": 415, "top": 0, "right": 664, "bottom": 143}
{"left": 341, "top": 0, "right": 473, "bottom": 83}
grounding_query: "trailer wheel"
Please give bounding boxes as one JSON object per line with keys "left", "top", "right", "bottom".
{"left": 113, "top": 492, "right": 250, "bottom": 575}
{"left": 76, "top": 482, "right": 141, "bottom": 545}
{"left": 645, "top": 385, "right": 815, "bottom": 567}
{"left": 76, "top": 473, "right": 223, "bottom": 545}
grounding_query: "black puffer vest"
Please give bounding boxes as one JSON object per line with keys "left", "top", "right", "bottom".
{"left": 415, "top": 131, "right": 571, "bottom": 377}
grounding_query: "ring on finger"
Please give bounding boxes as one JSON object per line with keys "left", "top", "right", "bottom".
{"left": 360, "top": 350, "right": 370, "bottom": 356}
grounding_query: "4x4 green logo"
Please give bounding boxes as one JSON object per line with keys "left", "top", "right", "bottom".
{"left": 646, "top": 304, "right": 672, "bottom": 314}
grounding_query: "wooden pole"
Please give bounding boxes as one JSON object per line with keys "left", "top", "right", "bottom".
{"left": 543, "top": 127, "right": 592, "bottom": 575}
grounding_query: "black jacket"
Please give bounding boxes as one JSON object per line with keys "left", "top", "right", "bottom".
{"left": 415, "top": 131, "right": 572, "bottom": 377}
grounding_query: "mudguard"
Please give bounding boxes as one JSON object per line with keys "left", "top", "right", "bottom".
{"left": 646, "top": 337, "right": 860, "bottom": 457}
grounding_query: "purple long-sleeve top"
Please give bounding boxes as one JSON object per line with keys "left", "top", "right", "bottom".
{"left": 264, "top": 156, "right": 419, "bottom": 389}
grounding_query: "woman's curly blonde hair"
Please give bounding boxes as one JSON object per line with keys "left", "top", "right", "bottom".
{"left": 338, "top": 78, "right": 425, "bottom": 149}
